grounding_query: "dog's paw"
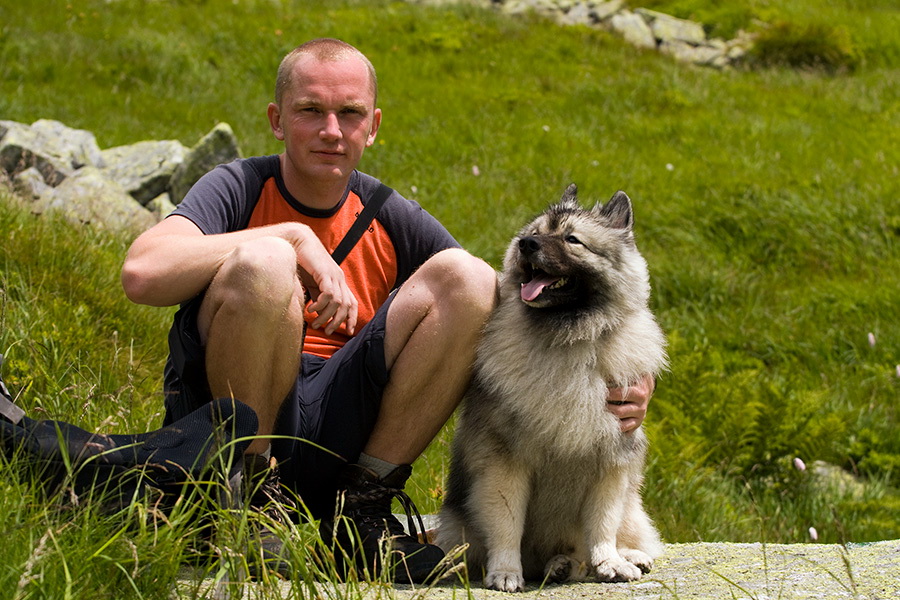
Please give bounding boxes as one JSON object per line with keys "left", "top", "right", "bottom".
{"left": 543, "top": 554, "right": 575, "bottom": 583}
{"left": 619, "top": 548, "right": 654, "bottom": 574}
{"left": 594, "top": 556, "right": 643, "bottom": 583}
{"left": 485, "top": 570, "right": 526, "bottom": 592}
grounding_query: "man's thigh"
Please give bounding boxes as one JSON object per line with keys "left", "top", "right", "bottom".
{"left": 274, "top": 291, "right": 396, "bottom": 517}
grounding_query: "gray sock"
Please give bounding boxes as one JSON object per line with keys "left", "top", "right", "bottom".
{"left": 358, "top": 452, "right": 399, "bottom": 479}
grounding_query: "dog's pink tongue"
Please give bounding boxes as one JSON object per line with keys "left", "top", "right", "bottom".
{"left": 521, "top": 275, "right": 558, "bottom": 302}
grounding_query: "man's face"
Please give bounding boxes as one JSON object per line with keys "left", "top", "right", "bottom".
{"left": 268, "top": 53, "right": 381, "bottom": 188}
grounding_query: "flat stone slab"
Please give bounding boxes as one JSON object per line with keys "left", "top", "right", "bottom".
{"left": 178, "top": 540, "right": 900, "bottom": 599}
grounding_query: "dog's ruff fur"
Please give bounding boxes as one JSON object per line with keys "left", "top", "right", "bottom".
{"left": 436, "top": 185, "right": 668, "bottom": 592}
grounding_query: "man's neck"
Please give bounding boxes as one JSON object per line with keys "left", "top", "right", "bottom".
{"left": 279, "top": 154, "right": 351, "bottom": 211}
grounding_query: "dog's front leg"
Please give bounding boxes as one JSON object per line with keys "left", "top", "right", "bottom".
{"left": 469, "top": 457, "right": 530, "bottom": 592}
{"left": 583, "top": 468, "right": 643, "bottom": 582}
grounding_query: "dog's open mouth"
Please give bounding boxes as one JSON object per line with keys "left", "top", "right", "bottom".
{"left": 520, "top": 264, "right": 570, "bottom": 303}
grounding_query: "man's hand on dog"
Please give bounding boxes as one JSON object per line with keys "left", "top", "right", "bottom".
{"left": 607, "top": 374, "right": 655, "bottom": 433}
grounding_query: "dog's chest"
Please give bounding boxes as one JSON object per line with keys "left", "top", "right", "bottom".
{"left": 499, "top": 364, "right": 622, "bottom": 459}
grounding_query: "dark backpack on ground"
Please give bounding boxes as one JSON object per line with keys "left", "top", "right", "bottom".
{"left": 0, "top": 356, "right": 258, "bottom": 509}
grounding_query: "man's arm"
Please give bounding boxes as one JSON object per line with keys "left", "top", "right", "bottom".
{"left": 121, "top": 215, "right": 358, "bottom": 334}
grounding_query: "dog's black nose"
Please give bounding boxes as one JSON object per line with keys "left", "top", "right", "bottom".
{"left": 519, "top": 236, "right": 540, "bottom": 254}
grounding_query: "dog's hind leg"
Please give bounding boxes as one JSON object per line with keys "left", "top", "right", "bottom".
{"left": 468, "top": 456, "right": 530, "bottom": 592}
{"left": 543, "top": 555, "right": 590, "bottom": 583}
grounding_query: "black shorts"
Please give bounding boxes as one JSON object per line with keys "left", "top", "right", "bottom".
{"left": 163, "top": 291, "right": 395, "bottom": 518}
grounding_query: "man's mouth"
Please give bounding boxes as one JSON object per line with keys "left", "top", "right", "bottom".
{"left": 313, "top": 149, "right": 344, "bottom": 158}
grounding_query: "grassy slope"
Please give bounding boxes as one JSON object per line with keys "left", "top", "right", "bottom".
{"left": 0, "top": 0, "right": 898, "bottom": 593}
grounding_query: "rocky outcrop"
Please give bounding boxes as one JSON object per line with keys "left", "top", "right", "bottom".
{"left": 176, "top": 539, "right": 900, "bottom": 599}
{"left": 411, "top": 0, "right": 756, "bottom": 69}
{"left": 0, "top": 119, "right": 240, "bottom": 232}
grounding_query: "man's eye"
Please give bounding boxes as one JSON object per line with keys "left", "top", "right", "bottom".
{"left": 566, "top": 235, "right": 582, "bottom": 245}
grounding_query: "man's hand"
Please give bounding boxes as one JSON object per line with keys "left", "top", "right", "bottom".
{"left": 280, "top": 223, "right": 358, "bottom": 336}
{"left": 607, "top": 373, "right": 655, "bottom": 433}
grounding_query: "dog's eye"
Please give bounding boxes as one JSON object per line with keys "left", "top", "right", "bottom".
{"left": 566, "top": 235, "right": 582, "bottom": 245}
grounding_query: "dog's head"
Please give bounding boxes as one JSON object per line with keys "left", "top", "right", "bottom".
{"left": 502, "top": 184, "right": 652, "bottom": 336}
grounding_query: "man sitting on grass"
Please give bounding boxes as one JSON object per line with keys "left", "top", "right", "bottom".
{"left": 120, "top": 37, "right": 653, "bottom": 582}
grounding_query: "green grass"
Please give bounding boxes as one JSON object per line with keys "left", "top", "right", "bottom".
{"left": 637, "top": 0, "right": 899, "bottom": 68}
{"left": 1, "top": 0, "right": 899, "bottom": 595}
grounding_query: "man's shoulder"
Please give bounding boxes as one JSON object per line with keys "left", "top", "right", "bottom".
{"left": 351, "top": 170, "right": 413, "bottom": 210}
{"left": 223, "top": 154, "right": 281, "bottom": 182}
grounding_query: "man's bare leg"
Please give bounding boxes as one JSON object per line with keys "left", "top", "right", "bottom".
{"left": 363, "top": 248, "right": 497, "bottom": 464}
{"left": 197, "top": 237, "right": 306, "bottom": 456}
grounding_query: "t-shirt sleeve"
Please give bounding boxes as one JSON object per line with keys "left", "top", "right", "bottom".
{"left": 378, "top": 190, "right": 462, "bottom": 286}
{"left": 169, "top": 158, "right": 266, "bottom": 234}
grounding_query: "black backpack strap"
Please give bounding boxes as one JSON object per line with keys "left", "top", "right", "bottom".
{"left": 0, "top": 355, "right": 25, "bottom": 425}
{"left": 330, "top": 183, "right": 393, "bottom": 266}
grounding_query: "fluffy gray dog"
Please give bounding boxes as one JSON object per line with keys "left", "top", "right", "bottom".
{"left": 436, "top": 185, "right": 668, "bottom": 592}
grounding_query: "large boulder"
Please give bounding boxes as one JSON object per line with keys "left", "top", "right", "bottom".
{"left": 30, "top": 119, "right": 106, "bottom": 170}
{"left": 660, "top": 40, "right": 727, "bottom": 67}
{"left": 168, "top": 123, "right": 241, "bottom": 204}
{"left": 101, "top": 139, "right": 187, "bottom": 206}
{"left": 11, "top": 166, "right": 52, "bottom": 200}
{"left": 609, "top": 10, "right": 657, "bottom": 50}
{"left": 34, "top": 166, "right": 156, "bottom": 232}
{"left": 1, "top": 120, "right": 76, "bottom": 186}
{"left": 636, "top": 8, "right": 707, "bottom": 45}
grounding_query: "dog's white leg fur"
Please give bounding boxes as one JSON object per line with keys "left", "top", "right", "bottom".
{"left": 616, "top": 486, "right": 664, "bottom": 573}
{"left": 583, "top": 467, "right": 643, "bottom": 582}
{"left": 468, "top": 457, "right": 530, "bottom": 592}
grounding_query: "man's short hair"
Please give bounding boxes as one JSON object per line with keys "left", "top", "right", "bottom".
{"left": 275, "top": 38, "right": 378, "bottom": 108}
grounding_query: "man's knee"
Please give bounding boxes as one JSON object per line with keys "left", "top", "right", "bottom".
{"left": 210, "top": 237, "right": 299, "bottom": 308}
{"left": 424, "top": 248, "right": 497, "bottom": 316}
{"left": 199, "top": 237, "right": 303, "bottom": 339}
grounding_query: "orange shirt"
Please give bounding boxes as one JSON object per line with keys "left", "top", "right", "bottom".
{"left": 172, "top": 157, "right": 459, "bottom": 361}
{"left": 247, "top": 178, "right": 398, "bottom": 359}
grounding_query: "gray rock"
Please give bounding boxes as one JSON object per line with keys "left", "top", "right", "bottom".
{"left": 35, "top": 166, "right": 156, "bottom": 232}
{"left": 558, "top": 2, "right": 592, "bottom": 25}
{"left": 176, "top": 540, "right": 900, "bottom": 599}
{"left": 659, "top": 40, "right": 725, "bottom": 66}
{"left": 30, "top": 119, "right": 105, "bottom": 169}
{"left": 11, "top": 167, "right": 51, "bottom": 200}
{"left": 440, "top": 0, "right": 755, "bottom": 69}
{"left": 101, "top": 140, "right": 187, "bottom": 206}
{"left": 609, "top": 10, "right": 657, "bottom": 49}
{"left": 0, "top": 119, "right": 74, "bottom": 186}
{"left": 636, "top": 8, "right": 706, "bottom": 44}
{"left": 590, "top": 0, "right": 623, "bottom": 21}
{"left": 168, "top": 123, "right": 240, "bottom": 204}
{"left": 146, "top": 191, "right": 177, "bottom": 221}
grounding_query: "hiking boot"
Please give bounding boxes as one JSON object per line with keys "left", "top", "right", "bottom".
{"left": 324, "top": 463, "right": 445, "bottom": 584}
{"left": 242, "top": 454, "right": 297, "bottom": 578}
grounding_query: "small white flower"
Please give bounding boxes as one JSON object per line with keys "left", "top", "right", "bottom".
{"left": 542, "top": 125, "right": 551, "bottom": 132}
{"left": 895, "top": 365, "right": 900, "bottom": 379}
{"left": 665, "top": 163, "right": 675, "bottom": 171}
{"left": 410, "top": 185, "right": 418, "bottom": 194}
{"left": 868, "top": 332, "right": 876, "bottom": 347}
{"left": 793, "top": 457, "right": 806, "bottom": 471}
{"left": 472, "top": 165, "right": 481, "bottom": 176}
{"left": 808, "top": 527, "right": 818, "bottom": 541}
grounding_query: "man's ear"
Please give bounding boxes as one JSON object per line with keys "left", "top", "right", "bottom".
{"left": 267, "top": 102, "right": 285, "bottom": 141}
{"left": 366, "top": 108, "right": 382, "bottom": 147}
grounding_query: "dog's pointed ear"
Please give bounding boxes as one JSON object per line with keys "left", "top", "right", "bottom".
{"left": 595, "top": 191, "right": 633, "bottom": 230}
{"left": 559, "top": 183, "right": 578, "bottom": 207}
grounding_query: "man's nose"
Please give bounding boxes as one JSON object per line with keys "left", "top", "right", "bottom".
{"left": 320, "top": 113, "right": 342, "bottom": 139}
